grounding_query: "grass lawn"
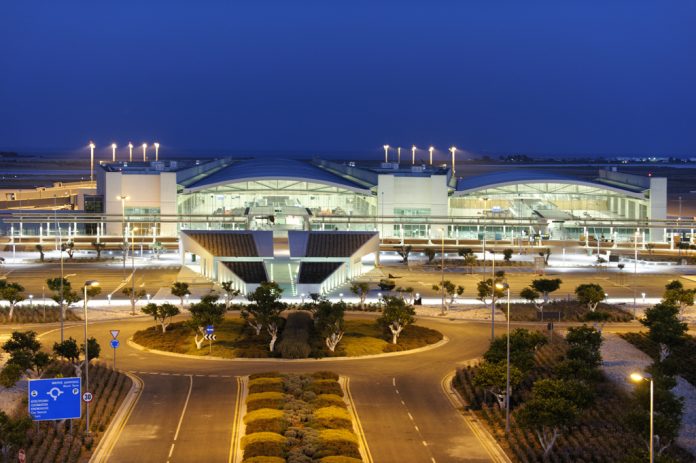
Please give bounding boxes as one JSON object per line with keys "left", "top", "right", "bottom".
{"left": 133, "top": 316, "right": 443, "bottom": 358}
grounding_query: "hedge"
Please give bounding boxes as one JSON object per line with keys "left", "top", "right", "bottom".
{"left": 314, "top": 394, "right": 347, "bottom": 409}
{"left": 317, "top": 429, "right": 360, "bottom": 459}
{"left": 241, "top": 432, "right": 287, "bottom": 459}
{"left": 314, "top": 406, "right": 353, "bottom": 430}
{"left": 249, "top": 372, "right": 282, "bottom": 380}
{"left": 320, "top": 457, "right": 363, "bottom": 463}
{"left": 246, "top": 392, "right": 286, "bottom": 411}
{"left": 244, "top": 408, "right": 288, "bottom": 434}
{"left": 277, "top": 311, "right": 313, "bottom": 359}
{"left": 249, "top": 377, "right": 284, "bottom": 394}
{"left": 312, "top": 371, "right": 339, "bottom": 381}
{"left": 309, "top": 379, "right": 343, "bottom": 397}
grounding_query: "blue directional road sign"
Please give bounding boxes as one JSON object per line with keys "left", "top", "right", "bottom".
{"left": 206, "top": 325, "right": 214, "bottom": 335}
{"left": 110, "top": 339, "right": 120, "bottom": 349}
{"left": 28, "top": 377, "right": 81, "bottom": 421}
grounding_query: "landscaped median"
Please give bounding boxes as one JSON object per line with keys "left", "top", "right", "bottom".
{"left": 233, "top": 371, "right": 370, "bottom": 463}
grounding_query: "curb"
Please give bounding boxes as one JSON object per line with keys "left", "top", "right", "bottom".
{"left": 89, "top": 370, "right": 144, "bottom": 463}
{"left": 229, "top": 376, "right": 246, "bottom": 463}
{"left": 126, "top": 335, "right": 449, "bottom": 363}
{"left": 341, "top": 376, "right": 374, "bottom": 463}
{"left": 441, "top": 370, "right": 512, "bottom": 463}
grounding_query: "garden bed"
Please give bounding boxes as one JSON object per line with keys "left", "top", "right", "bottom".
{"left": 132, "top": 316, "right": 442, "bottom": 359}
{"left": 6, "top": 360, "right": 132, "bottom": 463}
{"left": 453, "top": 333, "right": 692, "bottom": 462}
{"left": 506, "top": 301, "right": 633, "bottom": 322}
{"left": 0, "top": 307, "right": 80, "bottom": 324}
{"left": 238, "top": 372, "right": 366, "bottom": 462}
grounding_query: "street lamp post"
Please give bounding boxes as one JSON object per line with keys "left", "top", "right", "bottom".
{"left": 83, "top": 279, "right": 100, "bottom": 435}
{"left": 428, "top": 146, "right": 434, "bottom": 165}
{"left": 117, "top": 195, "right": 129, "bottom": 278}
{"left": 397, "top": 147, "right": 401, "bottom": 164}
{"left": 88, "top": 141, "right": 95, "bottom": 182}
{"left": 439, "top": 228, "right": 446, "bottom": 314}
{"left": 130, "top": 227, "right": 138, "bottom": 315}
{"left": 128, "top": 142, "right": 133, "bottom": 162}
{"left": 634, "top": 229, "right": 639, "bottom": 318}
{"left": 450, "top": 146, "right": 457, "bottom": 174}
{"left": 495, "top": 281, "right": 511, "bottom": 434}
{"left": 154, "top": 142, "right": 160, "bottom": 162}
{"left": 490, "top": 248, "right": 496, "bottom": 340}
{"left": 111, "top": 143, "right": 117, "bottom": 162}
{"left": 142, "top": 143, "right": 148, "bottom": 161}
{"left": 383, "top": 145, "right": 390, "bottom": 163}
{"left": 630, "top": 372, "right": 654, "bottom": 463}
{"left": 411, "top": 145, "right": 416, "bottom": 165}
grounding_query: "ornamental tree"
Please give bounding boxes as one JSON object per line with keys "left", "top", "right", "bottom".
{"left": 565, "top": 325, "right": 603, "bottom": 368}
{"left": 662, "top": 280, "right": 695, "bottom": 319}
{"left": 122, "top": 287, "right": 146, "bottom": 316}
{"left": 484, "top": 328, "right": 547, "bottom": 372}
{"left": 171, "top": 282, "right": 191, "bottom": 308}
{"left": 142, "top": 302, "right": 180, "bottom": 333}
{"left": 531, "top": 278, "right": 562, "bottom": 304}
{"left": 396, "top": 245, "right": 413, "bottom": 263}
{"left": 378, "top": 296, "right": 415, "bottom": 344}
{"left": 220, "top": 281, "right": 241, "bottom": 310}
{"left": 640, "top": 302, "right": 688, "bottom": 361}
{"left": 350, "top": 282, "right": 369, "bottom": 310}
{"left": 473, "top": 361, "right": 523, "bottom": 410}
{"left": 517, "top": 379, "right": 593, "bottom": 457}
{"left": 53, "top": 337, "right": 80, "bottom": 364}
{"left": 0, "top": 282, "right": 25, "bottom": 321}
{"left": 432, "top": 280, "right": 464, "bottom": 313}
{"left": 574, "top": 283, "right": 604, "bottom": 312}
{"left": 314, "top": 299, "right": 346, "bottom": 352}
{"left": 243, "top": 281, "right": 285, "bottom": 351}
{"left": 190, "top": 300, "right": 226, "bottom": 349}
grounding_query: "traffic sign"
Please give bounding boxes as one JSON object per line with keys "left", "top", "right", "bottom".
{"left": 28, "top": 377, "right": 81, "bottom": 421}
{"left": 110, "top": 339, "right": 120, "bottom": 349}
{"left": 110, "top": 330, "right": 120, "bottom": 339}
{"left": 205, "top": 325, "right": 214, "bottom": 335}
{"left": 83, "top": 392, "right": 93, "bottom": 403}
{"left": 204, "top": 334, "right": 216, "bottom": 341}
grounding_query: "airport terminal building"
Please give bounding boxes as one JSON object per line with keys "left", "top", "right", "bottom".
{"left": 94, "top": 157, "right": 668, "bottom": 242}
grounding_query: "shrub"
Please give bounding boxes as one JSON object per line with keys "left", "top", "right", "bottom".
{"left": 0, "top": 363, "right": 23, "bottom": 387}
{"left": 314, "top": 406, "right": 353, "bottom": 429}
{"left": 317, "top": 429, "right": 360, "bottom": 459}
{"left": 320, "top": 457, "right": 363, "bottom": 463}
{"left": 314, "top": 394, "right": 347, "bottom": 409}
{"left": 241, "top": 432, "right": 287, "bottom": 459}
{"left": 249, "top": 377, "right": 284, "bottom": 394}
{"left": 246, "top": 392, "right": 286, "bottom": 411}
{"left": 278, "top": 311, "right": 313, "bottom": 359}
{"left": 244, "top": 408, "right": 288, "bottom": 434}
{"left": 309, "top": 379, "right": 343, "bottom": 397}
{"left": 312, "top": 371, "right": 339, "bottom": 381}
{"left": 243, "top": 457, "right": 286, "bottom": 463}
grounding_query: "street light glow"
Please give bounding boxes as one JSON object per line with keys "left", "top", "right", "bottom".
{"left": 154, "top": 142, "right": 160, "bottom": 161}
{"left": 450, "top": 146, "right": 457, "bottom": 174}
{"left": 383, "top": 145, "right": 390, "bottom": 163}
{"left": 411, "top": 145, "right": 417, "bottom": 165}
{"left": 428, "top": 146, "right": 434, "bottom": 165}
{"left": 142, "top": 143, "right": 148, "bottom": 161}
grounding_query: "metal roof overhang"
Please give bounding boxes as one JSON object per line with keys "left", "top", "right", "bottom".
{"left": 181, "top": 175, "right": 373, "bottom": 196}
{"left": 453, "top": 178, "right": 645, "bottom": 199}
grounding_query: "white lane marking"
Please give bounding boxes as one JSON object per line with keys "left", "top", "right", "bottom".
{"left": 160, "top": 373, "right": 170, "bottom": 376}
{"left": 407, "top": 412, "right": 414, "bottom": 421}
{"left": 395, "top": 389, "right": 399, "bottom": 394}
{"left": 168, "top": 443, "right": 175, "bottom": 458}
{"left": 195, "top": 374, "right": 205, "bottom": 377}
{"left": 209, "top": 374, "right": 219, "bottom": 377}
{"left": 431, "top": 457, "right": 437, "bottom": 462}
{"left": 392, "top": 377, "right": 396, "bottom": 386}
{"left": 422, "top": 441, "right": 427, "bottom": 446}
{"left": 221, "top": 375, "right": 231, "bottom": 378}
{"left": 401, "top": 400, "right": 405, "bottom": 405}
{"left": 414, "top": 425, "right": 420, "bottom": 432}
{"left": 173, "top": 375, "right": 193, "bottom": 444}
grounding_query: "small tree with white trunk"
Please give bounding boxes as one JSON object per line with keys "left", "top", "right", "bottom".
{"left": 432, "top": 280, "right": 464, "bottom": 313}
{"left": 220, "top": 281, "right": 241, "bottom": 310}
{"left": 314, "top": 299, "right": 345, "bottom": 352}
{"left": 575, "top": 283, "right": 604, "bottom": 312}
{"left": 189, "top": 301, "right": 225, "bottom": 349}
{"left": 142, "top": 302, "right": 180, "bottom": 333}
{"left": 377, "top": 296, "right": 415, "bottom": 344}
{"left": 243, "top": 281, "right": 285, "bottom": 352}
{"left": 350, "top": 281, "right": 369, "bottom": 310}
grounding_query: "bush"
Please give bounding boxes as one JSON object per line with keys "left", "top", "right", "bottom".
{"left": 241, "top": 432, "right": 287, "bottom": 459}
{"left": 278, "top": 311, "right": 313, "bottom": 359}
{"left": 309, "top": 379, "right": 343, "bottom": 397}
{"left": 314, "top": 394, "right": 347, "bottom": 409}
{"left": 320, "top": 457, "right": 363, "bottom": 463}
{"left": 249, "top": 377, "right": 284, "bottom": 394}
{"left": 317, "top": 429, "right": 360, "bottom": 459}
{"left": 247, "top": 392, "right": 286, "bottom": 411}
{"left": 312, "top": 371, "right": 339, "bottom": 381}
{"left": 244, "top": 408, "right": 288, "bottom": 434}
{"left": 0, "top": 363, "right": 23, "bottom": 387}
{"left": 314, "top": 406, "right": 353, "bottom": 429}
{"left": 243, "top": 457, "right": 286, "bottom": 463}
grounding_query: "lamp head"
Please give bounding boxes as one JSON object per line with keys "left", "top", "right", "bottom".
{"left": 142, "top": 143, "right": 147, "bottom": 148}
{"left": 383, "top": 144, "right": 389, "bottom": 150}
{"left": 89, "top": 141, "right": 95, "bottom": 149}
{"left": 630, "top": 372, "right": 651, "bottom": 382}
{"left": 412, "top": 145, "right": 416, "bottom": 150}
{"left": 495, "top": 282, "right": 509, "bottom": 290}
{"left": 154, "top": 142, "right": 160, "bottom": 149}
{"left": 128, "top": 142, "right": 133, "bottom": 149}
{"left": 85, "top": 280, "right": 100, "bottom": 288}
{"left": 450, "top": 146, "right": 456, "bottom": 153}
{"left": 429, "top": 146, "right": 434, "bottom": 152}
{"left": 111, "top": 143, "right": 117, "bottom": 149}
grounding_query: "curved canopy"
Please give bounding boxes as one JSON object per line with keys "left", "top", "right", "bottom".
{"left": 182, "top": 158, "right": 372, "bottom": 194}
{"left": 454, "top": 170, "right": 645, "bottom": 199}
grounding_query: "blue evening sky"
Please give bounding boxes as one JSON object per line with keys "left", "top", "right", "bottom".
{"left": 1, "top": 1, "right": 695, "bottom": 157}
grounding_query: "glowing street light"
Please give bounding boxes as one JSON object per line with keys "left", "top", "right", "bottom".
{"left": 154, "top": 142, "right": 160, "bottom": 161}
{"left": 411, "top": 145, "right": 417, "bottom": 165}
{"left": 383, "top": 145, "right": 390, "bottom": 163}
{"left": 630, "top": 372, "right": 654, "bottom": 463}
{"left": 450, "top": 146, "right": 457, "bottom": 174}
{"left": 397, "top": 147, "right": 401, "bottom": 164}
{"left": 428, "top": 146, "right": 434, "bottom": 165}
{"left": 88, "top": 141, "right": 96, "bottom": 181}
{"left": 111, "top": 143, "right": 117, "bottom": 162}
{"left": 142, "top": 143, "right": 148, "bottom": 161}
{"left": 128, "top": 142, "right": 134, "bottom": 162}
{"left": 495, "top": 281, "right": 512, "bottom": 434}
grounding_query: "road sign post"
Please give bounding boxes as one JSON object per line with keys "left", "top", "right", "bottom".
{"left": 206, "top": 325, "right": 215, "bottom": 354}
{"left": 110, "top": 330, "right": 120, "bottom": 369}
{"left": 28, "top": 377, "right": 81, "bottom": 422}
